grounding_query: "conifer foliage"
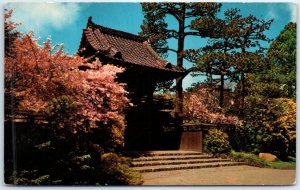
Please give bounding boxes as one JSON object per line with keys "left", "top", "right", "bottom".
{"left": 140, "top": 2, "right": 222, "bottom": 121}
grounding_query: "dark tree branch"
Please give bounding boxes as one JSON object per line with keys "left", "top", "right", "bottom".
{"left": 166, "top": 29, "right": 179, "bottom": 39}
{"left": 156, "top": 47, "right": 178, "bottom": 53}
{"left": 184, "top": 31, "right": 220, "bottom": 38}
{"left": 163, "top": 5, "right": 180, "bottom": 21}
{"left": 184, "top": 31, "right": 201, "bottom": 36}
{"left": 184, "top": 66, "right": 256, "bottom": 76}
{"left": 184, "top": 25, "right": 191, "bottom": 29}
{"left": 184, "top": 15, "right": 196, "bottom": 19}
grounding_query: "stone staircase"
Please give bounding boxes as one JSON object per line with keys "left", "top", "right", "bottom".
{"left": 126, "top": 151, "right": 246, "bottom": 173}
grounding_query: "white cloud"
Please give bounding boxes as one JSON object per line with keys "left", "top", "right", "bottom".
{"left": 265, "top": 5, "right": 279, "bottom": 21}
{"left": 6, "top": 3, "right": 80, "bottom": 34}
{"left": 287, "top": 3, "right": 297, "bottom": 22}
{"left": 265, "top": 3, "right": 298, "bottom": 23}
{"left": 183, "top": 73, "right": 207, "bottom": 90}
{"left": 183, "top": 74, "right": 194, "bottom": 90}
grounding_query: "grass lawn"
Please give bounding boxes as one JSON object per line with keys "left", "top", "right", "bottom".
{"left": 228, "top": 151, "right": 296, "bottom": 169}
{"left": 267, "top": 156, "right": 296, "bottom": 169}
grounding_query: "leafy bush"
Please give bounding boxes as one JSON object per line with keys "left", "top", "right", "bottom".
{"left": 239, "top": 97, "right": 296, "bottom": 160}
{"left": 10, "top": 174, "right": 51, "bottom": 185}
{"left": 204, "top": 129, "right": 231, "bottom": 154}
{"left": 4, "top": 121, "right": 142, "bottom": 185}
{"left": 45, "top": 96, "right": 75, "bottom": 128}
{"left": 100, "top": 153, "right": 143, "bottom": 185}
{"left": 229, "top": 151, "right": 268, "bottom": 168}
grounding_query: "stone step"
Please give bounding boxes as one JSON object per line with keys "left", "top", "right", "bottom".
{"left": 132, "top": 154, "right": 214, "bottom": 162}
{"left": 124, "top": 150, "right": 203, "bottom": 157}
{"left": 131, "top": 158, "right": 232, "bottom": 167}
{"left": 133, "top": 161, "right": 247, "bottom": 173}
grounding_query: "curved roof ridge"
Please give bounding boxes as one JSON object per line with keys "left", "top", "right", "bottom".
{"left": 79, "top": 17, "right": 186, "bottom": 74}
{"left": 87, "top": 16, "right": 147, "bottom": 42}
{"left": 142, "top": 41, "right": 168, "bottom": 67}
{"left": 84, "top": 28, "right": 111, "bottom": 51}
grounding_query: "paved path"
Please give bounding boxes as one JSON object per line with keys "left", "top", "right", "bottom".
{"left": 141, "top": 165, "right": 296, "bottom": 185}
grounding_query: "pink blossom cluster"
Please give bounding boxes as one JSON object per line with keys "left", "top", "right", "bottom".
{"left": 183, "top": 88, "right": 239, "bottom": 125}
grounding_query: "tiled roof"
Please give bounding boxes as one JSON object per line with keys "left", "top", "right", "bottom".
{"left": 79, "top": 17, "right": 185, "bottom": 73}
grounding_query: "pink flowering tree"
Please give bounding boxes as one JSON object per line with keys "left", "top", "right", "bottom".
{"left": 183, "top": 88, "right": 239, "bottom": 125}
{"left": 4, "top": 11, "right": 146, "bottom": 185}
{"left": 5, "top": 10, "right": 128, "bottom": 143}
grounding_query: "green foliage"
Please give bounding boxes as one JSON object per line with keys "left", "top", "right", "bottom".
{"left": 246, "top": 74, "right": 287, "bottom": 98}
{"left": 31, "top": 175, "right": 50, "bottom": 185}
{"left": 155, "top": 80, "right": 175, "bottom": 93}
{"left": 140, "top": 2, "right": 222, "bottom": 117}
{"left": 267, "top": 160, "right": 296, "bottom": 169}
{"left": 12, "top": 174, "right": 51, "bottom": 185}
{"left": 233, "top": 97, "right": 296, "bottom": 160}
{"left": 73, "top": 154, "right": 92, "bottom": 162}
{"left": 229, "top": 22, "right": 297, "bottom": 160}
{"left": 229, "top": 151, "right": 296, "bottom": 169}
{"left": 140, "top": 2, "right": 221, "bottom": 59}
{"left": 100, "top": 153, "right": 143, "bottom": 185}
{"left": 34, "top": 141, "right": 53, "bottom": 151}
{"left": 267, "top": 22, "right": 296, "bottom": 99}
{"left": 191, "top": 8, "right": 273, "bottom": 111}
{"left": 229, "top": 151, "right": 268, "bottom": 168}
{"left": 4, "top": 121, "right": 142, "bottom": 185}
{"left": 45, "top": 95, "right": 74, "bottom": 124}
{"left": 204, "top": 129, "right": 231, "bottom": 154}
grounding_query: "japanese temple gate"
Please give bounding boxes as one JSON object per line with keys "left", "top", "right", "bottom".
{"left": 78, "top": 17, "right": 204, "bottom": 151}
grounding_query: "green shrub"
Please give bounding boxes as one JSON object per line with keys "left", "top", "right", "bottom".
{"left": 4, "top": 120, "right": 142, "bottom": 185}
{"left": 240, "top": 97, "right": 296, "bottom": 160}
{"left": 101, "top": 153, "right": 143, "bottom": 185}
{"left": 45, "top": 95, "right": 74, "bottom": 124}
{"left": 204, "top": 129, "right": 231, "bottom": 154}
{"left": 9, "top": 172, "right": 51, "bottom": 185}
{"left": 229, "top": 151, "right": 268, "bottom": 167}
{"left": 31, "top": 175, "right": 50, "bottom": 185}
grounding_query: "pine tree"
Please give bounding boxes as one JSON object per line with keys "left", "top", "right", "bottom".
{"left": 231, "top": 12, "right": 273, "bottom": 115}
{"left": 195, "top": 8, "right": 241, "bottom": 107}
{"left": 140, "top": 2, "right": 222, "bottom": 122}
{"left": 192, "top": 9, "right": 273, "bottom": 114}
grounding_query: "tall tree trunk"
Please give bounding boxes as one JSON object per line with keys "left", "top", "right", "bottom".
{"left": 239, "top": 72, "right": 245, "bottom": 116}
{"left": 220, "top": 42, "right": 227, "bottom": 108}
{"left": 220, "top": 74, "right": 224, "bottom": 107}
{"left": 239, "top": 45, "right": 246, "bottom": 116}
{"left": 175, "top": 5, "right": 186, "bottom": 125}
{"left": 207, "top": 71, "right": 213, "bottom": 85}
{"left": 175, "top": 77, "right": 183, "bottom": 118}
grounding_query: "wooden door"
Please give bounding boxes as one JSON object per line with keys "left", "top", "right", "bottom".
{"left": 179, "top": 131, "right": 202, "bottom": 152}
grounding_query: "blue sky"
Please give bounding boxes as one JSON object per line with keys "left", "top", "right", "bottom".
{"left": 6, "top": 2, "right": 297, "bottom": 90}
